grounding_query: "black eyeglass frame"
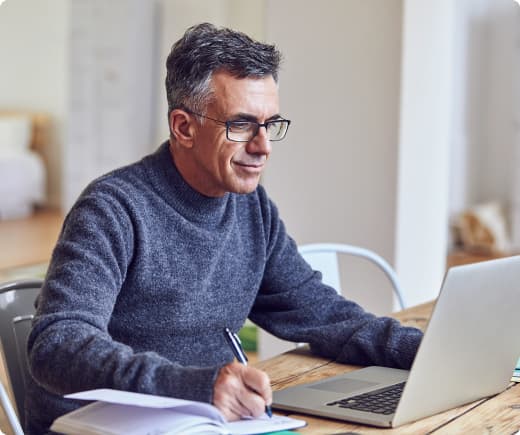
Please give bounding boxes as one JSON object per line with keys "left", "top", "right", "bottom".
{"left": 184, "top": 109, "right": 291, "bottom": 142}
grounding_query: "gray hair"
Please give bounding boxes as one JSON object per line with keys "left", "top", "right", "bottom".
{"left": 165, "top": 22, "right": 282, "bottom": 116}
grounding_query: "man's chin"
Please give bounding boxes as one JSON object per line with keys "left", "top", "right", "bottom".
{"left": 230, "top": 177, "right": 261, "bottom": 194}
{"left": 232, "top": 185, "right": 260, "bottom": 195}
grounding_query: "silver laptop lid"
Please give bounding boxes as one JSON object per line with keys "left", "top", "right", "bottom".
{"left": 393, "top": 256, "right": 520, "bottom": 426}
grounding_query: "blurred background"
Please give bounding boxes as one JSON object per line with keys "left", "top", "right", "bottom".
{"left": 0, "top": 0, "right": 519, "bottom": 320}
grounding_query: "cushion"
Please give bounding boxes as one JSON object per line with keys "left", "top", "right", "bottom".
{"left": 0, "top": 116, "right": 32, "bottom": 156}
{"left": 0, "top": 151, "right": 46, "bottom": 219}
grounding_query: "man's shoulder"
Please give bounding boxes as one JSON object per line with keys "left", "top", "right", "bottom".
{"left": 82, "top": 142, "right": 175, "bottom": 202}
{"left": 98, "top": 159, "right": 146, "bottom": 187}
{"left": 86, "top": 161, "right": 145, "bottom": 196}
{"left": 73, "top": 152, "right": 156, "bottom": 213}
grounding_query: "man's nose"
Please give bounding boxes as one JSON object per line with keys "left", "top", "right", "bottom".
{"left": 246, "top": 126, "right": 271, "bottom": 155}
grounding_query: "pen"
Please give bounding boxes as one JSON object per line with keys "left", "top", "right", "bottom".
{"left": 223, "top": 327, "right": 272, "bottom": 418}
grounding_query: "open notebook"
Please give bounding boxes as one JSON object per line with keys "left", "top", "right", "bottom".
{"left": 50, "top": 389, "right": 306, "bottom": 435}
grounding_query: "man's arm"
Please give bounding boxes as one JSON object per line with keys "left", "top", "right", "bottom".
{"left": 28, "top": 192, "right": 219, "bottom": 403}
{"left": 249, "top": 198, "right": 422, "bottom": 369}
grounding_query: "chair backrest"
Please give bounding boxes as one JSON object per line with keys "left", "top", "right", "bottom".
{"left": 0, "top": 279, "right": 43, "bottom": 431}
{"left": 298, "top": 243, "right": 406, "bottom": 310}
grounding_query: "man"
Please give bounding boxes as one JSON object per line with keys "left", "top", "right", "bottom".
{"left": 26, "top": 23, "right": 422, "bottom": 433}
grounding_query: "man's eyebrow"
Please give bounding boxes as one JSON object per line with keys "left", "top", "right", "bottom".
{"left": 229, "top": 112, "right": 283, "bottom": 122}
{"left": 267, "top": 113, "right": 283, "bottom": 121}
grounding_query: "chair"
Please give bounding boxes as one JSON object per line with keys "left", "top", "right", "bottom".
{"left": 298, "top": 243, "right": 406, "bottom": 310}
{"left": 0, "top": 279, "right": 43, "bottom": 435}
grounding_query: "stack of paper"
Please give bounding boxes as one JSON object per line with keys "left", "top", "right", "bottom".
{"left": 512, "top": 357, "right": 520, "bottom": 382}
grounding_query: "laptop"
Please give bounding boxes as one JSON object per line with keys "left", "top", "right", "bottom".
{"left": 272, "top": 256, "right": 520, "bottom": 427}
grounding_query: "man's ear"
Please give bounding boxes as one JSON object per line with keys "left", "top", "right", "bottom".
{"left": 169, "top": 109, "right": 195, "bottom": 148}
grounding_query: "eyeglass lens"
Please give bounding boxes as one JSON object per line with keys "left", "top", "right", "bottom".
{"left": 227, "top": 120, "right": 289, "bottom": 142}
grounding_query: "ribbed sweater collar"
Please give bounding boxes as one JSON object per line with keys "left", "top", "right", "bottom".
{"left": 144, "top": 142, "right": 231, "bottom": 226}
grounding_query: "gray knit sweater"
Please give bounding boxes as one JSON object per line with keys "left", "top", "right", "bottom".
{"left": 26, "top": 142, "right": 422, "bottom": 433}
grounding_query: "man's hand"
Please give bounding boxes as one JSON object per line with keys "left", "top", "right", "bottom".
{"left": 213, "top": 362, "right": 272, "bottom": 421}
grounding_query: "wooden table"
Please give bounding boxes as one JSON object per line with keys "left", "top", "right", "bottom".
{"left": 256, "top": 302, "right": 520, "bottom": 434}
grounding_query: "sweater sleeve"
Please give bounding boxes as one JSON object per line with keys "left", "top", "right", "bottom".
{"left": 27, "top": 190, "right": 219, "bottom": 402}
{"left": 249, "top": 198, "right": 423, "bottom": 370}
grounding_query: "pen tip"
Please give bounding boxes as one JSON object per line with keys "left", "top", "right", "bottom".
{"left": 266, "top": 405, "right": 273, "bottom": 418}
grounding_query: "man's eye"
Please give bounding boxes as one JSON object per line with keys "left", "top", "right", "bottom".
{"left": 268, "top": 121, "right": 283, "bottom": 134}
{"left": 229, "top": 122, "right": 252, "bottom": 132}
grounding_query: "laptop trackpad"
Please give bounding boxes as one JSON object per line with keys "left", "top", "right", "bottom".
{"left": 308, "top": 378, "right": 379, "bottom": 394}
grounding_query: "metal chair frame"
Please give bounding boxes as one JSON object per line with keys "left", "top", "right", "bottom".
{"left": 0, "top": 279, "right": 43, "bottom": 435}
{"left": 298, "top": 243, "right": 406, "bottom": 310}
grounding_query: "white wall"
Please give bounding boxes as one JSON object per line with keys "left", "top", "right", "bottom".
{"left": 449, "top": 0, "right": 520, "bottom": 236}
{"left": 0, "top": 0, "right": 69, "bottom": 207}
{"left": 63, "top": 0, "right": 156, "bottom": 211}
{"left": 394, "top": 0, "right": 455, "bottom": 306}
{"left": 263, "top": 0, "right": 403, "bottom": 314}
{"left": 512, "top": 4, "right": 520, "bottom": 249}
{"left": 471, "top": 0, "right": 518, "bottom": 207}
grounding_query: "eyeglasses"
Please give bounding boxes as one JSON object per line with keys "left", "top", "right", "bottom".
{"left": 185, "top": 109, "right": 291, "bottom": 142}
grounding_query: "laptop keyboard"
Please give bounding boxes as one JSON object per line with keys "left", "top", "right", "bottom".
{"left": 326, "top": 381, "right": 406, "bottom": 415}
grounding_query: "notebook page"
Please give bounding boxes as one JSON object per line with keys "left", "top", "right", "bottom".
{"left": 226, "top": 414, "right": 306, "bottom": 435}
{"left": 51, "top": 402, "right": 230, "bottom": 435}
{"left": 65, "top": 388, "right": 225, "bottom": 421}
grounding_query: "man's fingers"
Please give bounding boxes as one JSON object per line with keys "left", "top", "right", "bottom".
{"left": 218, "top": 395, "right": 251, "bottom": 421}
{"left": 213, "top": 362, "right": 272, "bottom": 421}
{"left": 236, "top": 389, "right": 266, "bottom": 417}
{"left": 242, "top": 366, "right": 272, "bottom": 407}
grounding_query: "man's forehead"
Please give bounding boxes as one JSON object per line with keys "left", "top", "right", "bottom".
{"left": 210, "top": 72, "right": 277, "bottom": 97}
{"left": 210, "top": 71, "right": 279, "bottom": 116}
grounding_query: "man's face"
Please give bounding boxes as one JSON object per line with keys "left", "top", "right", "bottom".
{"left": 182, "top": 71, "right": 280, "bottom": 197}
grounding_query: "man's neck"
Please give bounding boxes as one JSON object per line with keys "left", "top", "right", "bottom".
{"left": 168, "top": 141, "right": 226, "bottom": 198}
